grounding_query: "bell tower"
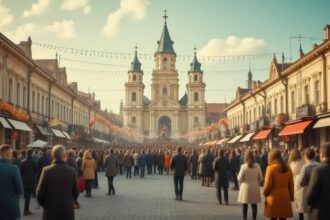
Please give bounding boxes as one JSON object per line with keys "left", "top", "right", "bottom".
{"left": 151, "top": 10, "right": 179, "bottom": 102}
{"left": 123, "top": 46, "right": 144, "bottom": 132}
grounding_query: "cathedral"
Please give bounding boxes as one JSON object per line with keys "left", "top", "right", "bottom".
{"left": 123, "top": 13, "right": 207, "bottom": 140}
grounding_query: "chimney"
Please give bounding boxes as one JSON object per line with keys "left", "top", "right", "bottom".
{"left": 323, "top": 25, "right": 330, "bottom": 41}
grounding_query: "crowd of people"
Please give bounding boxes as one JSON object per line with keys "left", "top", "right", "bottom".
{"left": 0, "top": 141, "right": 329, "bottom": 220}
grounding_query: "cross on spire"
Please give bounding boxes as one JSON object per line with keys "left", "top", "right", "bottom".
{"left": 163, "top": 9, "right": 168, "bottom": 22}
{"left": 193, "top": 46, "right": 197, "bottom": 56}
{"left": 134, "top": 44, "right": 138, "bottom": 55}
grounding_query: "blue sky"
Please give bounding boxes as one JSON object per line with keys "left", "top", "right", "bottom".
{"left": 1, "top": 0, "right": 330, "bottom": 113}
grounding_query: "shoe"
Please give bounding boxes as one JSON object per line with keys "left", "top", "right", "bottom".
{"left": 179, "top": 196, "right": 182, "bottom": 201}
{"left": 107, "top": 192, "right": 111, "bottom": 196}
{"left": 218, "top": 201, "right": 222, "bottom": 205}
{"left": 175, "top": 195, "right": 179, "bottom": 200}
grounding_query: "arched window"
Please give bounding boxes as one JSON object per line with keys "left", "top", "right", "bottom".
{"left": 132, "top": 92, "right": 136, "bottom": 102}
{"left": 194, "top": 92, "right": 199, "bottom": 102}
{"left": 8, "top": 79, "right": 13, "bottom": 103}
{"left": 194, "top": 75, "right": 198, "bottom": 81}
{"left": 194, "top": 116, "right": 199, "bottom": 123}
{"left": 133, "top": 75, "right": 136, "bottom": 81}
{"left": 162, "top": 57, "right": 168, "bottom": 70}
{"left": 163, "top": 87, "right": 167, "bottom": 95}
{"left": 132, "top": 116, "right": 136, "bottom": 124}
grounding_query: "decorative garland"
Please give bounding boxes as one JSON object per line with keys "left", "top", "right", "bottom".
{"left": 0, "top": 101, "right": 30, "bottom": 122}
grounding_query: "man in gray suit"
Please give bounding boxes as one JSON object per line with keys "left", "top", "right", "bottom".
{"left": 104, "top": 149, "right": 118, "bottom": 195}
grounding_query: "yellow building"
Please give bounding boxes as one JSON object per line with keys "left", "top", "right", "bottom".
{"left": 123, "top": 15, "right": 207, "bottom": 141}
{"left": 225, "top": 25, "right": 330, "bottom": 149}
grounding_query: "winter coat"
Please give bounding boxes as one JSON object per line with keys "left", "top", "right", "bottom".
{"left": 104, "top": 154, "right": 119, "bottom": 177}
{"left": 189, "top": 154, "right": 198, "bottom": 172}
{"left": 198, "top": 153, "right": 205, "bottom": 175}
{"left": 66, "top": 156, "right": 79, "bottom": 176}
{"left": 133, "top": 153, "right": 139, "bottom": 166}
{"left": 21, "top": 156, "right": 38, "bottom": 189}
{"left": 213, "top": 156, "right": 230, "bottom": 188}
{"left": 202, "top": 153, "right": 214, "bottom": 177}
{"left": 237, "top": 163, "right": 263, "bottom": 204}
{"left": 82, "top": 151, "right": 96, "bottom": 180}
{"left": 0, "top": 158, "right": 23, "bottom": 220}
{"left": 37, "top": 160, "right": 79, "bottom": 220}
{"left": 263, "top": 162, "right": 294, "bottom": 218}
{"left": 123, "top": 153, "right": 134, "bottom": 167}
{"left": 138, "top": 153, "right": 147, "bottom": 166}
{"left": 170, "top": 153, "right": 187, "bottom": 176}
{"left": 290, "top": 159, "right": 305, "bottom": 213}
{"left": 157, "top": 153, "right": 165, "bottom": 167}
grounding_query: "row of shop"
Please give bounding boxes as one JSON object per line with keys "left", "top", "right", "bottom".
{"left": 0, "top": 116, "right": 110, "bottom": 148}
{"left": 203, "top": 113, "right": 330, "bottom": 149}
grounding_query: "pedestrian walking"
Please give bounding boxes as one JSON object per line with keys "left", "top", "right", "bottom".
{"left": 170, "top": 147, "right": 187, "bottom": 200}
{"left": 263, "top": 148, "right": 294, "bottom": 220}
{"left": 82, "top": 150, "right": 96, "bottom": 197}
{"left": 202, "top": 149, "right": 214, "bottom": 187}
{"left": 0, "top": 144, "right": 23, "bottom": 220}
{"left": 288, "top": 149, "right": 305, "bottom": 220}
{"left": 37, "top": 145, "right": 79, "bottom": 220}
{"left": 307, "top": 142, "right": 330, "bottom": 220}
{"left": 157, "top": 150, "right": 164, "bottom": 175}
{"left": 164, "top": 151, "right": 171, "bottom": 175}
{"left": 104, "top": 149, "right": 119, "bottom": 195}
{"left": 229, "top": 149, "right": 240, "bottom": 190}
{"left": 123, "top": 150, "right": 133, "bottom": 179}
{"left": 139, "top": 150, "right": 147, "bottom": 178}
{"left": 20, "top": 148, "right": 38, "bottom": 216}
{"left": 237, "top": 150, "right": 263, "bottom": 220}
{"left": 133, "top": 151, "right": 139, "bottom": 176}
{"left": 213, "top": 149, "right": 230, "bottom": 205}
{"left": 189, "top": 149, "right": 198, "bottom": 179}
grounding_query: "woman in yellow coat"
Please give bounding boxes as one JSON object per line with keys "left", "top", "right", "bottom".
{"left": 263, "top": 149, "right": 294, "bottom": 220}
{"left": 82, "top": 150, "right": 96, "bottom": 197}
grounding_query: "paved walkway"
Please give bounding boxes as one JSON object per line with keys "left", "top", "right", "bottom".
{"left": 21, "top": 173, "right": 270, "bottom": 220}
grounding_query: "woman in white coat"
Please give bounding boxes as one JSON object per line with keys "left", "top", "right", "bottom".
{"left": 288, "top": 149, "right": 305, "bottom": 220}
{"left": 237, "top": 150, "right": 263, "bottom": 220}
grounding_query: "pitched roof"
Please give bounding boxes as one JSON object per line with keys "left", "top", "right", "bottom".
{"left": 207, "top": 103, "right": 228, "bottom": 113}
{"left": 34, "top": 59, "right": 57, "bottom": 74}
{"left": 129, "top": 49, "right": 142, "bottom": 72}
{"left": 189, "top": 51, "right": 202, "bottom": 72}
{"left": 156, "top": 22, "right": 175, "bottom": 53}
{"left": 179, "top": 93, "right": 188, "bottom": 106}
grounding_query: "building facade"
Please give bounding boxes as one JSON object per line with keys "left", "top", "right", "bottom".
{"left": 123, "top": 17, "right": 207, "bottom": 140}
{"left": 225, "top": 25, "right": 330, "bottom": 149}
{"left": 0, "top": 33, "right": 121, "bottom": 148}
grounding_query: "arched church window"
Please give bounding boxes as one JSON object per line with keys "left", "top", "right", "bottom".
{"left": 194, "top": 75, "right": 198, "bottom": 81}
{"left": 194, "top": 92, "right": 199, "bottom": 102}
{"left": 132, "top": 116, "right": 136, "bottom": 124}
{"left": 133, "top": 75, "right": 136, "bottom": 81}
{"left": 163, "top": 87, "right": 167, "bottom": 95}
{"left": 194, "top": 116, "right": 199, "bottom": 123}
{"left": 162, "top": 57, "right": 168, "bottom": 70}
{"left": 132, "top": 92, "right": 136, "bottom": 102}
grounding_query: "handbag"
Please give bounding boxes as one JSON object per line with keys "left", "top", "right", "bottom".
{"left": 78, "top": 176, "right": 85, "bottom": 193}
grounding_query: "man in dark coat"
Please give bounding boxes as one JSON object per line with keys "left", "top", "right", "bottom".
{"left": 146, "top": 150, "right": 153, "bottom": 175}
{"left": 157, "top": 150, "right": 164, "bottom": 175}
{"left": 170, "top": 147, "right": 188, "bottom": 200}
{"left": 21, "top": 148, "right": 38, "bottom": 216}
{"left": 229, "top": 150, "right": 240, "bottom": 190}
{"left": 0, "top": 145, "right": 23, "bottom": 220}
{"left": 202, "top": 149, "right": 214, "bottom": 186}
{"left": 138, "top": 151, "right": 147, "bottom": 178}
{"left": 213, "top": 149, "right": 230, "bottom": 205}
{"left": 37, "top": 148, "right": 51, "bottom": 181}
{"left": 307, "top": 142, "right": 330, "bottom": 220}
{"left": 189, "top": 150, "right": 198, "bottom": 179}
{"left": 37, "top": 145, "right": 79, "bottom": 220}
{"left": 104, "top": 149, "right": 119, "bottom": 195}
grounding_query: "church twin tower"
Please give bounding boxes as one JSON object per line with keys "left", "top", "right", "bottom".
{"left": 123, "top": 12, "right": 207, "bottom": 140}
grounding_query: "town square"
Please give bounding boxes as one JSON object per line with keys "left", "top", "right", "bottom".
{"left": 0, "top": 1, "right": 330, "bottom": 220}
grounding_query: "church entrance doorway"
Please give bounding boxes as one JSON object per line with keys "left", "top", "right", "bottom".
{"left": 158, "top": 116, "right": 171, "bottom": 137}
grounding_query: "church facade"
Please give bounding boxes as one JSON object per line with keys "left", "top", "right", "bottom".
{"left": 123, "top": 16, "right": 207, "bottom": 140}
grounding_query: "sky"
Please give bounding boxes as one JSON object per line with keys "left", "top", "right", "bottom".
{"left": 1, "top": 0, "right": 330, "bottom": 114}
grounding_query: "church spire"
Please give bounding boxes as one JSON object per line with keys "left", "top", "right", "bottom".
{"left": 190, "top": 47, "right": 202, "bottom": 72}
{"left": 129, "top": 46, "right": 142, "bottom": 72}
{"left": 156, "top": 10, "right": 175, "bottom": 53}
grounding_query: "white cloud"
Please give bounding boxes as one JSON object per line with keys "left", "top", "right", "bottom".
{"left": 61, "top": 0, "right": 91, "bottom": 14}
{"left": 46, "top": 20, "right": 76, "bottom": 39}
{"left": 5, "top": 23, "right": 41, "bottom": 42}
{"left": 0, "top": 0, "right": 14, "bottom": 29}
{"left": 23, "top": 0, "right": 50, "bottom": 18}
{"left": 101, "top": 0, "right": 150, "bottom": 38}
{"left": 199, "top": 36, "right": 268, "bottom": 57}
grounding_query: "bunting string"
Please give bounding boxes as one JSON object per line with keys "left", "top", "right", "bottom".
{"left": 33, "top": 41, "right": 282, "bottom": 63}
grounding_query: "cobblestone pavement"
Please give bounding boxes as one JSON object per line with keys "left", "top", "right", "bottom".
{"left": 21, "top": 172, "right": 271, "bottom": 220}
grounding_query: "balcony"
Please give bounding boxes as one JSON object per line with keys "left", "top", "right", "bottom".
{"left": 258, "top": 116, "right": 270, "bottom": 128}
{"left": 296, "top": 104, "right": 315, "bottom": 118}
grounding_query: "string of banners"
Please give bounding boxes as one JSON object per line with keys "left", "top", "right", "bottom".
{"left": 33, "top": 42, "right": 282, "bottom": 63}
{"left": 66, "top": 67, "right": 269, "bottom": 76}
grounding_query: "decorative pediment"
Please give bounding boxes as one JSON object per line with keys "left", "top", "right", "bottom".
{"left": 149, "top": 96, "right": 181, "bottom": 109}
